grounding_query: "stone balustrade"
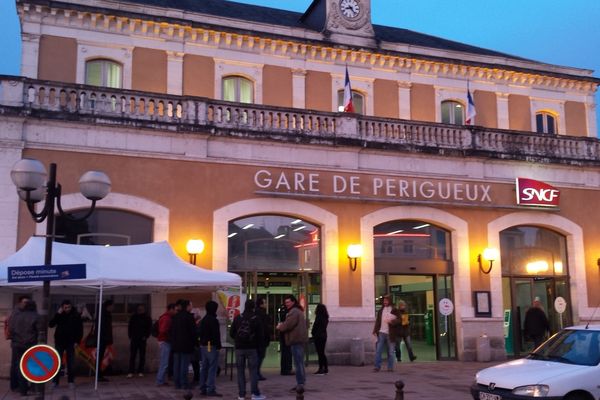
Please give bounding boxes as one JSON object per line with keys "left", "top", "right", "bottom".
{"left": 1, "top": 75, "right": 598, "bottom": 164}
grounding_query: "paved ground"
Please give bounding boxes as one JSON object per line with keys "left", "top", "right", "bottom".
{"left": 0, "top": 360, "right": 500, "bottom": 400}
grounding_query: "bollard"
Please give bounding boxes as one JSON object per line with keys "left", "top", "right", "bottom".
{"left": 296, "top": 384, "right": 305, "bottom": 400}
{"left": 394, "top": 380, "right": 405, "bottom": 400}
{"left": 183, "top": 391, "right": 193, "bottom": 400}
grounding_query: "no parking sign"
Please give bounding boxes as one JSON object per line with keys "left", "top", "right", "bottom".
{"left": 19, "top": 344, "right": 61, "bottom": 383}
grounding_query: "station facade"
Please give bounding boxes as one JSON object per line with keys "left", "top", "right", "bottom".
{"left": 1, "top": 0, "right": 600, "bottom": 372}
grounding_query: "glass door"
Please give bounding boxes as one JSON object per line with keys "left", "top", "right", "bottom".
{"left": 435, "top": 275, "right": 456, "bottom": 359}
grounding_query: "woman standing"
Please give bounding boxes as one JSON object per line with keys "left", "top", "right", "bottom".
{"left": 311, "top": 303, "right": 329, "bottom": 375}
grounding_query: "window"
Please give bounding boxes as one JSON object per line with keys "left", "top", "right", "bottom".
{"left": 85, "top": 59, "right": 122, "bottom": 88}
{"left": 222, "top": 76, "right": 253, "bottom": 103}
{"left": 337, "top": 90, "right": 364, "bottom": 114}
{"left": 536, "top": 112, "right": 557, "bottom": 134}
{"left": 441, "top": 100, "right": 464, "bottom": 125}
{"left": 227, "top": 215, "right": 321, "bottom": 272}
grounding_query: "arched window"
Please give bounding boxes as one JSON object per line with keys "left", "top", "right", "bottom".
{"left": 441, "top": 100, "right": 464, "bottom": 125}
{"left": 337, "top": 90, "right": 364, "bottom": 114}
{"left": 536, "top": 112, "right": 557, "bottom": 134}
{"left": 85, "top": 59, "right": 122, "bottom": 88}
{"left": 222, "top": 76, "right": 253, "bottom": 103}
{"left": 55, "top": 208, "right": 153, "bottom": 245}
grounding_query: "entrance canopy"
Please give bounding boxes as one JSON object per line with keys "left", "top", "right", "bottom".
{"left": 0, "top": 237, "right": 241, "bottom": 292}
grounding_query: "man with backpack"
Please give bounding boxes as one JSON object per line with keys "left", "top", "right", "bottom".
{"left": 230, "top": 299, "right": 266, "bottom": 400}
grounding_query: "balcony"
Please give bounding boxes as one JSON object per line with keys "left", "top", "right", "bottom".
{"left": 1, "top": 75, "right": 599, "bottom": 165}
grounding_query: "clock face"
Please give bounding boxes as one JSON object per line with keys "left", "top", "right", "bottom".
{"left": 339, "top": 0, "right": 360, "bottom": 19}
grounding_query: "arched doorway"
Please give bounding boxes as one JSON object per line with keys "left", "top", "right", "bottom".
{"left": 227, "top": 214, "right": 322, "bottom": 364}
{"left": 500, "top": 225, "right": 573, "bottom": 356}
{"left": 373, "top": 219, "right": 457, "bottom": 361}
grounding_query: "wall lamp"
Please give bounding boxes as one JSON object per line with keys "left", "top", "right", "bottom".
{"left": 186, "top": 239, "right": 205, "bottom": 265}
{"left": 347, "top": 244, "right": 363, "bottom": 271}
{"left": 477, "top": 248, "right": 499, "bottom": 274}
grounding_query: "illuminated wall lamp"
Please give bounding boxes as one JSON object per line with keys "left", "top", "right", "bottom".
{"left": 186, "top": 239, "right": 205, "bottom": 265}
{"left": 347, "top": 244, "right": 363, "bottom": 271}
{"left": 477, "top": 248, "right": 499, "bottom": 274}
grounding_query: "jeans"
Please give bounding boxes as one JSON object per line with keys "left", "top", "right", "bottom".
{"left": 156, "top": 342, "right": 171, "bottom": 385}
{"left": 235, "top": 348, "right": 260, "bottom": 396}
{"left": 173, "top": 352, "right": 192, "bottom": 390}
{"left": 374, "top": 332, "right": 395, "bottom": 370}
{"left": 394, "top": 335, "right": 416, "bottom": 361}
{"left": 129, "top": 338, "right": 147, "bottom": 374}
{"left": 54, "top": 343, "right": 76, "bottom": 384}
{"left": 290, "top": 343, "right": 305, "bottom": 386}
{"left": 314, "top": 337, "right": 328, "bottom": 372}
{"left": 256, "top": 345, "right": 267, "bottom": 378}
{"left": 199, "top": 346, "right": 219, "bottom": 394}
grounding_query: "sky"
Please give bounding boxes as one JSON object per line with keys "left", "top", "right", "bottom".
{"left": 0, "top": 0, "right": 598, "bottom": 135}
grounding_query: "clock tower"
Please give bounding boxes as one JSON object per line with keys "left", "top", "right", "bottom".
{"left": 301, "top": 0, "right": 375, "bottom": 47}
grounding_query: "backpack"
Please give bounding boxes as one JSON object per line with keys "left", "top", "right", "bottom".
{"left": 151, "top": 319, "right": 159, "bottom": 338}
{"left": 236, "top": 315, "right": 255, "bottom": 345}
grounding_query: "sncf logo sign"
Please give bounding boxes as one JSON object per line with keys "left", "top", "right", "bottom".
{"left": 516, "top": 178, "right": 560, "bottom": 207}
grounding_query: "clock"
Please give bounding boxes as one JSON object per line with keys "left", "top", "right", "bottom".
{"left": 339, "top": 0, "right": 360, "bottom": 19}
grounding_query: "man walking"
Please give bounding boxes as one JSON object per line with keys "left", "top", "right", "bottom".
{"left": 198, "top": 300, "right": 223, "bottom": 397}
{"left": 155, "top": 303, "right": 176, "bottom": 386}
{"left": 276, "top": 295, "right": 308, "bottom": 392}
{"left": 524, "top": 296, "right": 550, "bottom": 348}
{"left": 127, "top": 304, "right": 152, "bottom": 378}
{"left": 49, "top": 300, "right": 83, "bottom": 388}
{"left": 372, "top": 294, "right": 397, "bottom": 372}
{"left": 231, "top": 299, "right": 266, "bottom": 400}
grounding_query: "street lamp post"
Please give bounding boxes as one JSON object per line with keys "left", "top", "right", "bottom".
{"left": 10, "top": 158, "right": 111, "bottom": 347}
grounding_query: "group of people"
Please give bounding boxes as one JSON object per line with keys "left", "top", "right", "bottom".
{"left": 5, "top": 293, "right": 331, "bottom": 398}
{"left": 372, "top": 295, "right": 417, "bottom": 372}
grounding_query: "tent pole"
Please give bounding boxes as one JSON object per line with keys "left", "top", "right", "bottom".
{"left": 94, "top": 283, "right": 104, "bottom": 390}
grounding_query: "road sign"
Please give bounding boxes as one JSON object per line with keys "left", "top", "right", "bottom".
{"left": 19, "top": 345, "right": 61, "bottom": 384}
{"left": 438, "top": 298, "right": 454, "bottom": 316}
{"left": 8, "top": 263, "right": 86, "bottom": 283}
{"left": 554, "top": 296, "right": 567, "bottom": 314}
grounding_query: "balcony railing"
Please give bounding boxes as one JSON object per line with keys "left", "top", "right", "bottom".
{"left": 1, "top": 76, "right": 599, "bottom": 163}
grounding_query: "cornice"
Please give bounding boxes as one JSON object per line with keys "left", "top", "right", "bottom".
{"left": 18, "top": 1, "right": 599, "bottom": 94}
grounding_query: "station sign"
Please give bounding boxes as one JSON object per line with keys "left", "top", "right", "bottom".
{"left": 8, "top": 263, "right": 86, "bottom": 283}
{"left": 515, "top": 178, "right": 560, "bottom": 207}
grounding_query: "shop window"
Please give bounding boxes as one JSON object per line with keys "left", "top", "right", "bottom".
{"left": 441, "top": 100, "right": 464, "bottom": 125}
{"left": 222, "top": 75, "right": 254, "bottom": 103}
{"left": 500, "top": 226, "right": 567, "bottom": 276}
{"left": 55, "top": 208, "right": 153, "bottom": 246}
{"left": 227, "top": 215, "right": 321, "bottom": 272}
{"left": 337, "top": 90, "right": 364, "bottom": 114}
{"left": 536, "top": 112, "right": 557, "bottom": 134}
{"left": 85, "top": 59, "right": 122, "bottom": 88}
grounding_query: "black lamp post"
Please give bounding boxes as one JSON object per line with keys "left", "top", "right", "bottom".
{"left": 10, "top": 159, "right": 111, "bottom": 345}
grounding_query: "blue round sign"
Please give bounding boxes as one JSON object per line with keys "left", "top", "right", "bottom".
{"left": 20, "top": 344, "right": 61, "bottom": 383}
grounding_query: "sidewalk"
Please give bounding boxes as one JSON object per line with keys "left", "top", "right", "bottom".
{"left": 0, "top": 361, "right": 499, "bottom": 400}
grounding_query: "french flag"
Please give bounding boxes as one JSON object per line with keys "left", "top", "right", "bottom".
{"left": 466, "top": 84, "right": 476, "bottom": 125}
{"left": 343, "top": 66, "right": 355, "bottom": 113}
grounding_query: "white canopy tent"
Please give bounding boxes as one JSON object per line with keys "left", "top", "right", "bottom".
{"left": 0, "top": 237, "right": 241, "bottom": 388}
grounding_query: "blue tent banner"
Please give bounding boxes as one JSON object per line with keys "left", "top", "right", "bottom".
{"left": 8, "top": 263, "right": 86, "bottom": 283}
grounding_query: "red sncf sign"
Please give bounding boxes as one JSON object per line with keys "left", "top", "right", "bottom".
{"left": 516, "top": 178, "right": 560, "bottom": 207}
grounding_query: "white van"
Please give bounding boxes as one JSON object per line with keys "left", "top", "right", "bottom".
{"left": 471, "top": 325, "right": 600, "bottom": 400}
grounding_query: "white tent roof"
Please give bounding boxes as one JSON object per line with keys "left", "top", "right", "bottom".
{"left": 0, "top": 237, "right": 241, "bottom": 292}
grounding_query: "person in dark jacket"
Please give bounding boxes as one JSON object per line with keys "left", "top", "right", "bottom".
{"left": 49, "top": 300, "right": 83, "bottom": 387}
{"left": 95, "top": 299, "right": 114, "bottom": 382}
{"left": 255, "top": 297, "right": 272, "bottom": 381}
{"left": 231, "top": 299, "right": 265, "bottom": 400}
{"left": 311, "top": 303, "right": 329, "bottom": 375}
{"left": 198, "top": 300, "right": 222, "bottom": 397}
{"left": 127, "top": 304, "right": 152, "bottom": 378}
{"left": 390, "top": 300, "right": 416, "bottom": 362}
{"left": 9, "top": 299, "right": 41, "bottom": 396}
{"left": 276, "top": 294, "right": 308, "bottom": 391}
{"left": 524, "top": 296, "right": 550, "bottom": 348}
{"left": 8, "top": 295, "right": 31, "bottom": 392}
{"left": 277, "top": 303, "right": 293, "bottom": 376}
{"left": 169, "top": 299, "right": 197, "bottom": 391}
